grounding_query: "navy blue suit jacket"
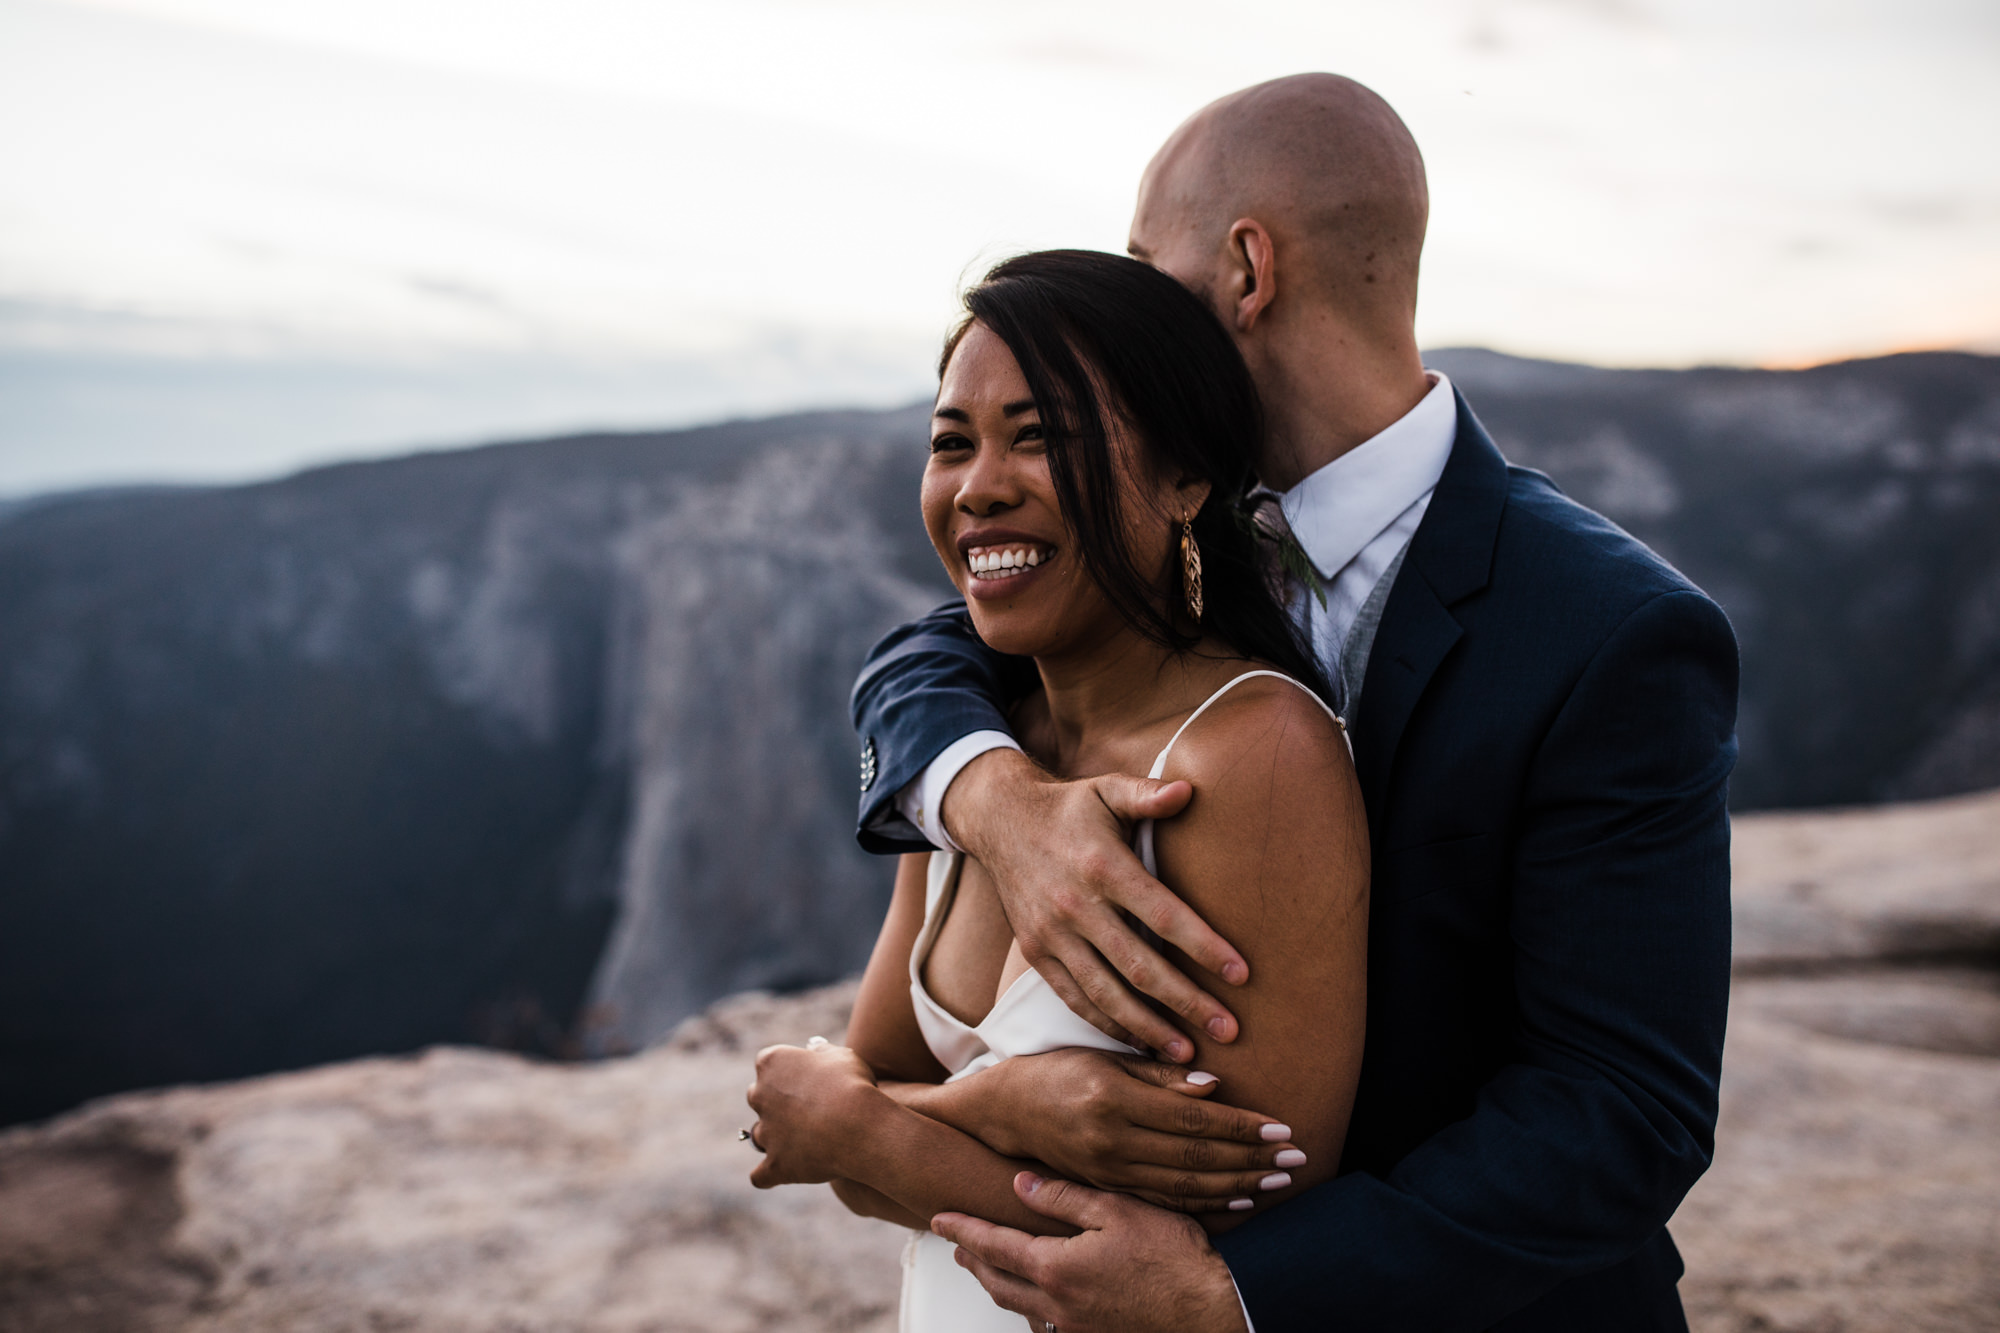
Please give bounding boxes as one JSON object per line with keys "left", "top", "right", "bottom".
{"left": 850, "top": 393, "right": 1738, "bottom": 1331}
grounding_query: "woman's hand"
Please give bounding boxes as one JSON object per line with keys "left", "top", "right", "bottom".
{"left": 745, "top": 1041, "right": 884, "bottom": 1189}
{"left": 950, "top": 1048, "right": 1305, "bottom": 1213}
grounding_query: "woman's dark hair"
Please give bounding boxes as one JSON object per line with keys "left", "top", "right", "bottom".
{"left": 944, "top": 249, "right": 1334, "bottom": 705}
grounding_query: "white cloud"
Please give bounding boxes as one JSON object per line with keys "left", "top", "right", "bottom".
{"left": 1, "top": 0, "right": 1996, "bottom": 489}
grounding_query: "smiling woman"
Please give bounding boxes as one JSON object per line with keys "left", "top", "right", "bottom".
{"left": 743, "top": 250, "right": 1369, "bottom": 1330}
{"left": 925, "top": 250, "right": 1326, "bottom": 689}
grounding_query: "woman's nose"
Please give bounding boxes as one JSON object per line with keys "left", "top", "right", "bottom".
{"left": 956, "top": 445, "right": 1023, "bottom": 516}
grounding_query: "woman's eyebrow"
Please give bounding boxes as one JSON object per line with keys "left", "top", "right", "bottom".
{"left": 933, "top": 406, "right": 970, "bottom": 422}
{"left": 1002, "top": 400, "right": 1037, "bottom": 417}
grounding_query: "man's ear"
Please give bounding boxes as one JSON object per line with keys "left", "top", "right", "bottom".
{"left": 1225, "top": 218, "right": 1278, "bottom": 334}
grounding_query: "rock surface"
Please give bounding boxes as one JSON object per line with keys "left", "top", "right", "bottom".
{"left": 4, "top": 791, "right": 1998, "bottom": 1331}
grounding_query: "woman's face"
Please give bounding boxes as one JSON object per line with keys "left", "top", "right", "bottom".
{"left": 923, "top": 322, "right": 1202, "bottom": 659}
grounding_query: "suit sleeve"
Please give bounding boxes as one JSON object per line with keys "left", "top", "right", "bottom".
{"left": 850, "top": 599, "right": 1041, "bottom": 855}
{"left": 1216, "top": 588, "right": 1739, "bottom": 1330}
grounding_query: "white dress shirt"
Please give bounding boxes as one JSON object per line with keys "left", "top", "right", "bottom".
{"left": 887, "top": 371, "right": 1459, "bottom": 1330}
{"left": 1281, "top": 368, "right": 1458, "bottom": 688}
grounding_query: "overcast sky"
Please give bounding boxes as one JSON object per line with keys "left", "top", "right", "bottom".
{"left": 2, "top": 0, "right": 1996, "bottom": 494}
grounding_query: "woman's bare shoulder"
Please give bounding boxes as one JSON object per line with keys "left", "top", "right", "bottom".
{"left": 1153, "top": 672, "right": 1363, "bottom": 875}
{"left": 1166, "top": 672, "right": 1349, "bottom": 781}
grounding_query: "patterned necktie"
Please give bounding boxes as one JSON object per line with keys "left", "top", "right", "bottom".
{"left": 1242, "top": 487, "right": 1323, "bottom": 623}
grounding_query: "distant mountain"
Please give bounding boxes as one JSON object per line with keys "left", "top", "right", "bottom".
{"left": 2, "top": 351, "right": 1997, "bottom": 1125}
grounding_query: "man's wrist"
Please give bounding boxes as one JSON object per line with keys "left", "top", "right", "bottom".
{"left": 919, "top": 731, "right": 1022, "bottom": 852}
{"left": 938, "top": 743, "right": 1040, "bottom": 859}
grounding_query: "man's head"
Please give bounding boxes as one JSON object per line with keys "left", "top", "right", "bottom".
{"left": 1128, "top": 74, "right": 1431, "bottom": 481}
{"left": 1131, "top": 72, "right": 1428, "bottom": 344}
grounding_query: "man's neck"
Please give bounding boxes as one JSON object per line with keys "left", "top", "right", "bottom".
{"left": 1252, "top": 325, "right": 1431, "bottom": 492}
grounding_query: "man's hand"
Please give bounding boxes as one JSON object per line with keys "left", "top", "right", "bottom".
{"left": 942, "top": 748, "right": 1245, "bottom": 1061}
{"left": 744, "top": 1041, "right": 882, "bottom": 1189}
{"left": 942, "top": 1049, "right": 1303, "bottom": 1213}
{"left": 934, "top": 1172, "right": 1249, "bottom": 1333}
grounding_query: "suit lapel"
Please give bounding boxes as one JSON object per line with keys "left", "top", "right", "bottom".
{"left": 1351, "top": 390, "right": 1511, "bottom": 823}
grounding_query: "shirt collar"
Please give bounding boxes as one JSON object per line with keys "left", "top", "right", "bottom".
{"left": 1279, "top": 370, "right": 1458, "bottom": 579}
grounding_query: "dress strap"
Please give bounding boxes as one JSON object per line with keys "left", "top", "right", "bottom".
{"left": 1135, "top": 671, "right": 1345, "bottom": 879}
{"left": 1145, "top": 670, "right": 1343, "bottom": 779}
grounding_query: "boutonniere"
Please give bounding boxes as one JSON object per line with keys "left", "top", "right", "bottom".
{"left": 1230, "top": 498, "right": 1329, "bottom": 611}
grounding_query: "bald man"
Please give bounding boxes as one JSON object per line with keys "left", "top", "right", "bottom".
{"left": 847, "top": 74, "right": 1735, "bottom": 1331}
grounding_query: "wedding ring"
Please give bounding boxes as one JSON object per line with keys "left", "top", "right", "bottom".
{"left": 806, "top": 1035, "right": 830, "bottom": 1050}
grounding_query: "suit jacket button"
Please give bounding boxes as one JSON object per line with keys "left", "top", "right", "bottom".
{"left": 859, "top": 738, "right": 878, "bottom": 793}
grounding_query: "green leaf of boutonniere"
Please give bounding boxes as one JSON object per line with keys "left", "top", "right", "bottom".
{"left": 1229, "top": 499, "right": 1328, "bottom": 611}
{"left": 1280, "top": 538, "right": 1329, "bottom": 611}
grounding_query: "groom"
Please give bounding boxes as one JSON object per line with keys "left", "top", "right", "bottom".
{"left": 851, "top": 74, "right": 1736, "bottom": 1331}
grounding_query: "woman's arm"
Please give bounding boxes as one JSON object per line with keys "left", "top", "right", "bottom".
{"left": 829, "top": 1178, "right": 926, "bottom": 1229}
{"left": 844, "top": 855, "right": 1304, "bottom": 1214}
{"left": 877, "top": 1053, "right": 1302, "bottom": 1213}
{"left": 750, "top": 853, "right": 1072, "bottom": 1235}
{"left": 749, "top": 1039, "right": 1079, "bottom": 1237}
{"left": 1144, "top": 679, "right": 1371, "bottom": 1232}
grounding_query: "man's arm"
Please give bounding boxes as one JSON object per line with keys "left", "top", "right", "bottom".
{"left": 851, "top": 601, "right": 1248, "bottom": 1057}
{"left": 1215, "top": 588, "right": 1738, "bottom": 1330}
{"left": 850, "top": 599, "right": 1039, "bottom": 853}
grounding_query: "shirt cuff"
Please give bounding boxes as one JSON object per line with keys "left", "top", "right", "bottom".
{"left": 891, "top": 730, "right": 1022, "bottom": 852}
{"left": 1233, "top": 1276, "right": 1257, "bottom": 1332}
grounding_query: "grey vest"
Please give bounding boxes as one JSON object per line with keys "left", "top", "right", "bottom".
{"left": 1337, "top": 543, "right": 1409, "bottom": 721}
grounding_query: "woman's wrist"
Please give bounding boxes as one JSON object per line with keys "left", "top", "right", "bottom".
{"left": 821, "top": 1079, "right": 899, "bottom": 1178}
{"left": 838, "top": 1086, "right": 956, "bottom": 1195}
{"left": 887, "top": 1076, "right": 1010, "bottom": 1156}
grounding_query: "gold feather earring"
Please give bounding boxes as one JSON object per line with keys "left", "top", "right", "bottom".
{"left": 1180, "top": 516, "right": 1204, "bottom": 624}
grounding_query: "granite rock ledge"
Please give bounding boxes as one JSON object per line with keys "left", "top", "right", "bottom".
{"left": 2, "top": 792, "right": 1997, "bottom": 1332}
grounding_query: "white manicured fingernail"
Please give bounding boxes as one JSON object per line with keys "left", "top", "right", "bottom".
{"left": 1259, "top": 1172, "right": 1291, "bottom": 1191}
{"left": 1274, "top": 1149, "right": 1307, "bottom": 1168}
{"left": 1259, "top": 1124, "right": 1292, "bottom": 1142}
{"left": 1185, "top": 1071, "right": 1218, "bottom": 1087}
{"left": 1228, "top": 1197, "right": 1255, "bottom": 1211}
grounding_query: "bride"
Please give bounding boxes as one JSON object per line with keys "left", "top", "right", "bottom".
{"left": 744, "top": 249, "right": 1369, "bottom": 1328}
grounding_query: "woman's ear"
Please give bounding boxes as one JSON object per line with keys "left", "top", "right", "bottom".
{"left": 1174, "top": 476, "right": 1214, "bottom": 517}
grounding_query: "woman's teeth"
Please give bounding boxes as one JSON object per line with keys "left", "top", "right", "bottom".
{"left": 967, "top": 546, "right": 1050, "bottom": 579}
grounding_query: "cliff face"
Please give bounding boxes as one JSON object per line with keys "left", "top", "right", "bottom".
{"left": 3, "top": 352, "right": 1998, "bottom": 1124}
{"left": 0, "top": 411, "right": 943, "bottom": 1123}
